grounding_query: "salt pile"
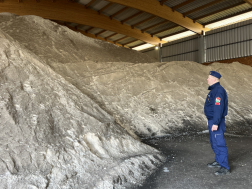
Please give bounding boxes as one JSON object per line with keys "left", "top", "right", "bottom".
{"left": 0, "top": 14, "right": 164, "bottom": 189}
{"left": 0, "top": 13, "right": 252, "bottom": 189}
{"left": 51, "top": 60, "right": 252, "bottom": 137}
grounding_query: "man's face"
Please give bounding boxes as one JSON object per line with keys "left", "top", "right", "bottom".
{"left": 207, "top": 75, "right": 217, "bottom": 86}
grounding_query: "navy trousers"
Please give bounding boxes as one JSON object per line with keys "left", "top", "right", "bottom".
{"left": 208, "top": 119, "right": 230, "bottom": 170}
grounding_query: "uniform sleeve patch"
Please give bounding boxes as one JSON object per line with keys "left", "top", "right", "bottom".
{"left": 215, "top": 97, "right": 221, "bottom": 105}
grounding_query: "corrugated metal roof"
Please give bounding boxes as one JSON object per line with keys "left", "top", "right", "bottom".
{"left": 148, "top": 22, "right": 178, "bottom": 35}
{"left": 77, "top": 0, "right": 90, "bottom": 5}
{"left": 118, "top": 37, "right": 137, "bottom": 44}
{"left": 175, "top": 0, "right": 216, "bottom": 14}
{"left": 198, "top": 3, "right": 251, "bottom": 24}
{"left": 90, "top": 0, "right": 109, "bottom": 11}
{"left": 99, "top": 31, "right": 115, "bottom": 38}
{"left": 62, "top": 0, "right": 252, "bottom": 50}
{"left": 113, "top": 8, "right": 139, "bottom": 21}
{"left": 109, "top": 33, "right": 125, "bottom": 41}
{"left": 103, "top": 3, "right": 125, "bottom": 17}
{"left": 126, "top": 40, "right": 143, "bottom": 48}
{"left": 163, "top": 0, "right": 189, "bottom": 8}
{"left": 88, "top": 28, "right": 103, "bottom": 34}
{"left": 125, "top": 12, "right": 153, "bottom": 26}
{"left": 136, "top": 17, "right": 165, "bottom": 30}
{"left": 156, "top": 26, "right": 185, "bottom": 38}
{"left": 188, "top": 0, "right": 245, "bottom": 19}
{"left": 205, "top": 11, "right": 252, "bottom": 29}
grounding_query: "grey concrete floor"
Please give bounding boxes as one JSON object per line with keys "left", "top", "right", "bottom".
{"left": 136, "top": 133, "right": 252, "bottom": 189}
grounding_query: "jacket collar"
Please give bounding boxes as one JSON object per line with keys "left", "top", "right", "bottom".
{"left": 208, "top": 82, "right": 220, "bottom": 90}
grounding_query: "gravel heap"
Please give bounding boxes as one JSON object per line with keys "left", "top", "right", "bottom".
{"left": 0, "top": 13, "right": 164, "bottom": 189}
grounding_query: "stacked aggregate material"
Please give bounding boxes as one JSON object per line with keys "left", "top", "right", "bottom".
{"left": 1, "top": 14, "right": 252, "bottom": 139}
{"left": 50, "top": 61, "right": 252, "bottom": 137}
{"left": 0, "top": 14, "right": 165, "bottom": 189}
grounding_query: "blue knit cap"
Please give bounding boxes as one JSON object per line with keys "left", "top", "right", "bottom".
{"left": 209, "top": 71, "right": 221, "bottom": 79}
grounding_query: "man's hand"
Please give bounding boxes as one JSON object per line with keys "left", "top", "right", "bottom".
{"left": 211, "top": 125, "right": 218, "bottom": 131}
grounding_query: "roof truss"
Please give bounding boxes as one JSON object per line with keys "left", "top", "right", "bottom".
{"left": 105, "top": 0, "right": 209, "bottom": 34}
{"left": 0, "top": 0, "right": 165, "bottom": 45}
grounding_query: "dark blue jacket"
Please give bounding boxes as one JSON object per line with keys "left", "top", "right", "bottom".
{"left": 204, "top": 82, "right": 228, "bottom": 125}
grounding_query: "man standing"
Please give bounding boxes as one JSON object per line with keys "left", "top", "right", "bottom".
{"left": 204, "top": 71, "right": 230, "bottom": 175}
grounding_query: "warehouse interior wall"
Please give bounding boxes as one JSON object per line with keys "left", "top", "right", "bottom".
{"left": 142, "top": 19, "right": 252, "bottom": 64}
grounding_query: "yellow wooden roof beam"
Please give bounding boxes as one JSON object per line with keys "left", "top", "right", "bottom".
{"left": 105, "top": 0, "right": 210, "bottom": 34}
{"left": 0, "top": 0, "right": 165, "bottom": 45}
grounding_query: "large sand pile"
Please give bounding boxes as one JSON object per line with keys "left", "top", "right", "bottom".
{"left": 2, "top": 14, "right": 251, "bottom": 137}
{"left": 0, "top": 14, "right": 164, "bottom": 189}
{"left": 0, "top": 13, "right": 252, "bottom": 188}
{"left": 48, "top": 60, "right": 252, "bottom": 137}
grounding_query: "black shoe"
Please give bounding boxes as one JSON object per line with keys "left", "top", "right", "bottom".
{"left": 207, "top": 161, "right": 221, "bottom": 168}
{"left": 215, "top": 167, "right": 231, "bottom": 175}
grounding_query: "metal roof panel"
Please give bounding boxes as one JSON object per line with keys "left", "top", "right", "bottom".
{"left": 156, "top": 26, "right": 185, "bottom": 38}
{"left": 148, "top": 22, "right": 178, "bottom": 34}
{"left": 113, "top": 8, "right": 139, "bottom": 21}
{"left": 198, "top": 3, "right": 252, "bottom": 24}
{"left": 136, "top": 17, "right": 165, "bottom": 30}
{"left": 163, "top": 0, "right": 189, "bottom": 8}
{"left": 99, "top": 31, "right": 115, "bottom": 38}
{"left": 188, "top": 0, "right": 246, "bottom": 19}
{"left": 176, "top": 0, "right": 216, "bottom": 14}
{"left": 125, "top": 12, "right": 153, "bottom": 26}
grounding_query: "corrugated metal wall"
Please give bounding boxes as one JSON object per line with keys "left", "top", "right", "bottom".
{"left": 143, "top": 49, "right": 159, "bottom": 61}
{"left": 162, "top": 37, "right": 198, "bottom": 62}
{"left": 206, "top": 20, "right": 252, "bottom": 62}
{"left": 142, "top": 19, "right": 252, "bottom": 63}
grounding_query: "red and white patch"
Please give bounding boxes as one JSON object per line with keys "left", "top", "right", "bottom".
{"left": 215, "top": 97, "right": 221, "bottom": 105}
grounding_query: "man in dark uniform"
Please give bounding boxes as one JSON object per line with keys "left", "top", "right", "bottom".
{"left": 204, "top": 71, "right": 230, "bottom": 175}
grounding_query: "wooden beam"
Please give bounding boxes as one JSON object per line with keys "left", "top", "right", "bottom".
{"left": 172, "top": 0, "right": 196, "bottom": 11}
{"left": 150, "top": 25, "right": 179, "bottom": 36}
{"left": 54, "top": 22, "right": 128, "bottom": 48}
{"left": 203, "top": 7, "right": 252, "bottom": 26}
{"left": 105, "top": 0, "right": 209, "bottom": 34}
{"left": 95, "top": 29, "right": 106, "bottom": 37}
{"left": 121, "top": 11, "right": 143, "bottom": 24}
{"left": 159, "top": 0, "right": 167, "bottom": 6}
{"left": 85, "top": 0, "right": 96, "bottom": 8}
{"left": 193, "top": 2, "right": 246, "bottom": 22}
{"left": 244, "top": 0, "right": 252, "bottom": 6}
{"left": 122, "top": 39, "right": 139, "bottom": 46}
{"left": 98, "top": 2, "right": 113, "bottom": 14}
{"left": 0, "top": 0, "right": 165, "bottom": 45}
{"left": 131, "top": 15, "right": 156, "bottom": 29}
{"left": 141, "top": 20, "right": 168, "bottom": 32}
{"left": 183, "top": 0, "right": 225, "bottom": 16}
{"left": 110, "top": 7, "right": 128, "bottom": 19}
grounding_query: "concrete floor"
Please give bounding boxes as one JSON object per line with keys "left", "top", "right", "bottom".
{"left": 136, "top": 133, "right": 252, "bottom": 189}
